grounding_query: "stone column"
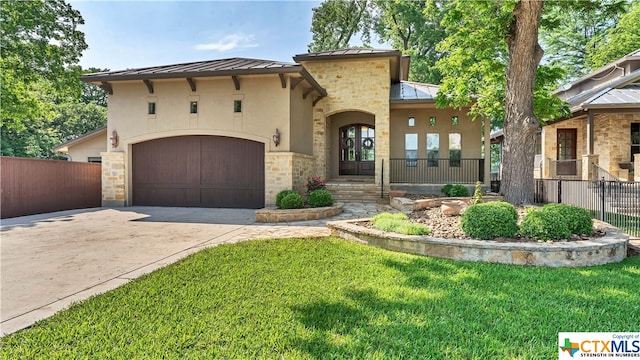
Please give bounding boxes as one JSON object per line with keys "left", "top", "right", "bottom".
{"left": 101, "top": 152, "right": 126, "bottom": 207}
{"left": 635, "top": 154, "right": 640, "bottom": 182}
{"left": 582, "top": 154, "right": 599, "bottom": 181}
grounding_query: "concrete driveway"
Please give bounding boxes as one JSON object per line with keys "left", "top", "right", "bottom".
{"left": 0, "top": 207, "right": 270, "bottom": 336}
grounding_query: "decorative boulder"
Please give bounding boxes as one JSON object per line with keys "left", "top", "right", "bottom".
{"left": 441, "top": 200, "right": 467, "bottom": 216}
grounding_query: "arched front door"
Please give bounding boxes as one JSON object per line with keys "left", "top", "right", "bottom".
{"left": 339, "top": 124, "right": 375, "bottom": 176}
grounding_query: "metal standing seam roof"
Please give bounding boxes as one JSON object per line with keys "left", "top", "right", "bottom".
{"left": 81, "top": 58, "right": 303, "bottom": 82}
{"left": 390, "top": 81, "right": 439, "bottom": 102}
{"left": 582, "top": 86, "right": 640, "bottom": 108}
{"left": 293, "top": 48, "right": 402, "bottom": 61}
{"left": 561, "top": 69, "right": 640, "bottom": 111}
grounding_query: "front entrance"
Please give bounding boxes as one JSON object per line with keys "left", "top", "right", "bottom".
{"left": 339, "top": 124, "right": 375, "bottom": 176}
{"left": 557, "top": 128, "right": 577, "bottom": 176}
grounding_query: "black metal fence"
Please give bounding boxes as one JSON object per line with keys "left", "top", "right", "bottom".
{"left": 535, "top": 178, "right": 640, "bottom": 236}
{"left": 390, "top": 158, "right": 484, "bottom": 184}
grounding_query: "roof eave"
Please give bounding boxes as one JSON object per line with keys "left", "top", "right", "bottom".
{"left": 293, "top": 50, "right": 402, "bottom": 62}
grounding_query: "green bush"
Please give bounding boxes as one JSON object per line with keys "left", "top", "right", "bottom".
{"left": 520, "top": 209, "right": 571, "bottom": 240}
{"left": 275, "top": 190, "right": 297, "bottom": 209}
{"left": 541, "top": 204, "right": 593, "bottom": 235}
{"left": 279, "top": 193, "right": 304, "bottom": 209}
{"left": 308, "top": 189, "right": 334, "bottom": 207}
{"left": 460, "top": 202, "right": 519, "bottom": 239}
{"left": 449, "top": 184, "right": 470, "bottom": 197}
{"left": 371, "top": 212, "right": 429, "bottom": 235}
{"left": 441, "top": 184, "right": 454, "bottom": 196}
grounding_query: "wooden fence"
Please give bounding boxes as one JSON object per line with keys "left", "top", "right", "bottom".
{"left": 1, "top": 157, "right": 101, "bottom": 219}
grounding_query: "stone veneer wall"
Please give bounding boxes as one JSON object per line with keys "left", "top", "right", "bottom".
{"left": 100, "top": 152, "right": 126, "bottom": 206}
{"left": 542, "top": 117, "right": 587, "bottom": 178}
{"left": 265, "top": 152, "right": 315, "bottom": 205}
{"left": 302, "top": 58, "right": 391, "bottom": 195}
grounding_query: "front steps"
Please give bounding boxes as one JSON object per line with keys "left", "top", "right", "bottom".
{"left": 326, "top": 178, "right": 381, "bottom": 203}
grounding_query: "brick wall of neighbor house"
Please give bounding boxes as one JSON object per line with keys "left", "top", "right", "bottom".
{"left": 302, "top": 58, "right": 391, "bottom": 194}
{"left": 593, "top": 113, "right": 640, "bottom": 179}
{"left": 101, "top": 151, "right": 126, "bottom": 206}
{"left": 542, "top": 117, "right": 587, "bottom": 178}
{"left": 265, "top": 152, "right": 315, "bottom": 204}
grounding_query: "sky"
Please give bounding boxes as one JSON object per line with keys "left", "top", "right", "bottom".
{"left": 70, "top": 1, "right": 327, "bottom": 71}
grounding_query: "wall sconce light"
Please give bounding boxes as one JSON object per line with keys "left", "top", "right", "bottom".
{"left": 273, "top": 128, "right": 281, "bottom": 147}
{"left": 110, "top": 130, "right": 119, "bottom": 148}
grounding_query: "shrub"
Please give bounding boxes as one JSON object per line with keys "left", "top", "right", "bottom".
{"left": 541, "top": 204, "right": 593, "bottom": 235}
{"left": 372, "top": 218, "right": 401, "bottom": 232}
{"left": 279, "top": 192, "right": 304, "bottom": 209}
{"left": 275, "top": 190, "right": 297, "bottom": 209}
{"left": 308, "top": 189, "right": 334, "bottom": 207}
{"left": 471, "top": 181, "right": 484, "bottom": 205}
{"left": 441, "top": 184, "right": 454, "bottom": 196}
{"left": 371, "top": 212, "right": 408, "bottom": 223}
{"left": 306, "top": 176, "right": 326, "bottom": 196}
{"left": 520, "top": 209, "right": 571, "bottom": 240}
{"left": 395, "top": 222, "right": 431, "bottom": 235}
{"left": 449, "top": 184, "right": 470, "bottom": 197}
{"left": 460, "top": 202, "right": 519, "bottom": 239}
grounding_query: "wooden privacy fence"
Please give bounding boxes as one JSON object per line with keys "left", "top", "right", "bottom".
{"left": 1, "top": 157, "right": 101, "bottom": 219}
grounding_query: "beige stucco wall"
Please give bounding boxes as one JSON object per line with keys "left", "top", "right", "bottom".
{"left": 103, "top": 74, "right": 314, "bottom": 206}
{"left": 301, "top": 58, "right": 391, "bottom": 192}
{"left": 66, "top": 131, "right": 107, "bottom": 162}
{"left": 543, "top": 112, "right": 640, "bottom": 179}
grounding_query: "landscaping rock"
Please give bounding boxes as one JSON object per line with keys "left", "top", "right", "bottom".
{"left": 441, "top": 200, "right": 466, "bottom": 216}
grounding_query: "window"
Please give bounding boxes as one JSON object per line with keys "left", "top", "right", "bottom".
{"left": 408, "top": 117, "right": 415, "bottom": 127}
{"left": 427, "top": 133, "right": 439, "bottom": 167}
{"left": 88, "top": 157, "right": 102, "bottom": 163}
{"left": 449, "top": 133, "right": 461, "bottom": 167}
{"left": 405, "top": 133, "right": 418, "bottom": 167}
{"left": 535, "top": 132, "right": 542, "bottom": 155}
{"left": 148, "top": 102, "right": 156, "bottom": 115}
{"left": 429, "top": 116, "right": 436, "bottom": 127}
{"left": 234, "top": 100, "right": 242, "bottom": 113}
{"left": 632, "top": 123, "right": 640, "bottom": 159}
{"left": 451, "top": 116, "right": 459, "bottom": 126}
{"left": 190, "top": 101, "right": 198, "bottom": 114}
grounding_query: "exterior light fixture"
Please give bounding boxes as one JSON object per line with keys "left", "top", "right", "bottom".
{"left": 110, "top": 130, "right": 119, "bottom": 148}
{"left": 273, "top": 128, "right": 281, "bottom": 147}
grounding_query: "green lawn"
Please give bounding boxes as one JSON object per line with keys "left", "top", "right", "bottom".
{"left": 2, "top": 237, "right": 639, "bottom": 359}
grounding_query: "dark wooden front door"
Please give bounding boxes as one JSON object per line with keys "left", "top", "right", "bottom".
{"left": 339, "top": 124, "right": 375, "bottom": 176}
{"left": 133, "top": 136, "right": 264, "bottom": 208}
{"left": 557, "top": 129, "right": 577, "bottom": 176}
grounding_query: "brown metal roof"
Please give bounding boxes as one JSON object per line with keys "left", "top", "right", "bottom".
{"left": 81, "top": 58, "right": 302, "bottom": 82}
{"left": 293, "top": 48, "right": 402, "bottom": 62}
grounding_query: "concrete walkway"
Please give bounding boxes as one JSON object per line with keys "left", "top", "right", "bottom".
{"left": 0, "top": 203, "right": 391, "bottom": 336}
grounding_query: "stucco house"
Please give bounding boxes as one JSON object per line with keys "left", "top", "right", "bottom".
{"left": 53, "top": 126, "right": 107, "bottom": 162}
{"left": 82, "top": 49, "right": 490, "bottom": 208}
{"left": 542, "top": 49, "right": 640, "bottom": 181}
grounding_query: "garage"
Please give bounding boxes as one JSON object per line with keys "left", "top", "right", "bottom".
{"left": 132, "top": 136, "right": 265, "bottom": 208}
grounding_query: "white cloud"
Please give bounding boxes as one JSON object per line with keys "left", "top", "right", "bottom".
{"left": 194, "top": 34, "right": 258, "bottom": 52}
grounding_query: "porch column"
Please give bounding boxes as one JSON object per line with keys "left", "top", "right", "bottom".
{"left": 586, "top": 110, "right": 594, "bottom": 154}
{"left": 101, "top": 151, "right": 126, "bottom": 207}
{"left": 483, "top": 118, "right": 491, "bottom": 187}
{"left": 635, "top": 154, "right": 640, "bottom": 182}
{"left": 582, "top": 154, "right": 599, "bottom": 181}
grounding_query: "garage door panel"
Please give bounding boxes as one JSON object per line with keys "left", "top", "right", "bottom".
{"left": 133, "top": 136, "right": 264, "bottom": 208}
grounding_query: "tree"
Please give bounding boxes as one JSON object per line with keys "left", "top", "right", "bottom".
{"left": 586, "top": 0, "right": 640, "bottom": 68}
{"left": 1, "top": 0, "right": 87, "bottom": 130}
{"left": 436, "top": 0, "right": 568, "bottom": 204}
{"left": 373, "top": 0, "right": 448, "bottom": 84}
{"left": 308, "top": 0, "right": 373, "bottom": 52}
{"left": 81, "top": 68, "right": 109, "bottom": 107}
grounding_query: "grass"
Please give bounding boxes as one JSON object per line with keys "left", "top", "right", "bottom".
{"left": 372, "top": 212, "right": 430, "bottom": 235}
{"left": 2, "top": 237, "right": 639, "bottom": 359}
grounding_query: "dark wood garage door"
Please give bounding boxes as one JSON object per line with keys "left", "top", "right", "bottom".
{"left": 133, "top": 136, "right": 264, "bottom": 208}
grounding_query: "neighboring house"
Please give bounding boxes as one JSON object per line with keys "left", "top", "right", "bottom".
{"left": 82, "top": 49, "right": 491, "bottom": 208}
{"left": 53, "top": 126, "right": 107, "bottom": 163}
{"left": 542, "top": 49, "right": 640, "bottom": 181}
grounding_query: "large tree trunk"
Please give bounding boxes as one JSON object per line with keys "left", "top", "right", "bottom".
{"left": 502, "top": 0, "right": 544, "bottom": 204}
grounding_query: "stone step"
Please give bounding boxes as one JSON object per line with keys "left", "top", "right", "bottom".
{"left": 326, "top": 182, "right": 381, "bottom": 203}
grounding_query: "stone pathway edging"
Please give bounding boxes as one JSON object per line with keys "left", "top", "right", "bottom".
{"left": 255, "top": 203, "right": 344, "bottom": 223}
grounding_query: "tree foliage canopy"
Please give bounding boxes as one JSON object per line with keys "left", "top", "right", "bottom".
{"left": 586, "top": 0, "right": 640, "bottom": 69}
{"left": 1, "top": 0, "right": 87, "bottom": 129}
{"left": 308, "top": 0, "right": 373, "bottom": 52}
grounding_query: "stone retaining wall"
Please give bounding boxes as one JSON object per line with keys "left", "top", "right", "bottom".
{"left": 328, "top": 219, "right": 628, "bottom": 267}
{"left": 256, "top": 203, "right": 343, "bottom": 223}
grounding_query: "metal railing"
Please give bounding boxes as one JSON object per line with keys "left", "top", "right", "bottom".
{"left": 389, "top": 158, "right": 484, "bottom": 184}
{"left": 594, "top": 162, "right": 619, "bottom": 182}
{"left": 535, "top": 178, "right": 640, "bottom": 236}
